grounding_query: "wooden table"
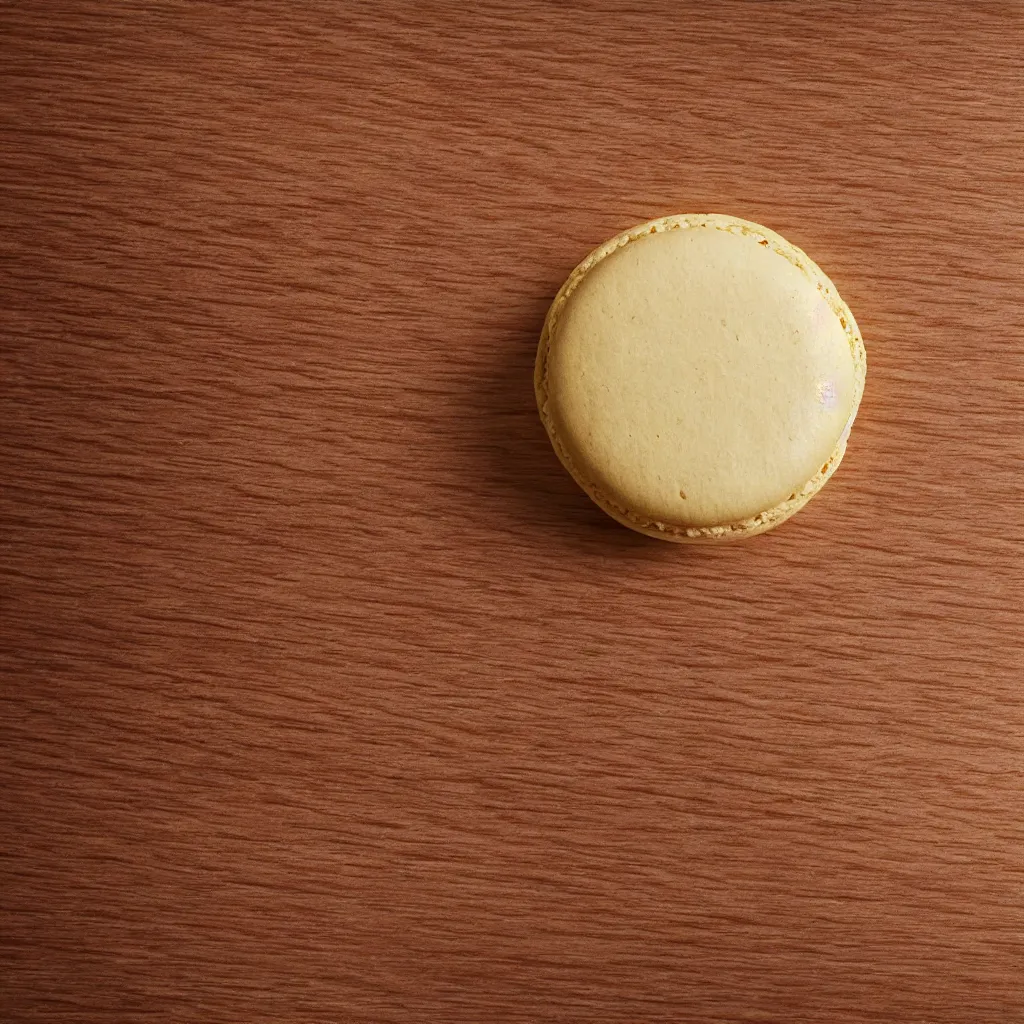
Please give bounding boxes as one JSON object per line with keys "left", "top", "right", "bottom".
{"left": 3, "top": 3, "right": 1023, "bottom": 1021}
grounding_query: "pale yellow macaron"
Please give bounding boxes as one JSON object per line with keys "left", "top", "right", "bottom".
{"left": 536, "top": 214, "right": 866, "bottom": 542}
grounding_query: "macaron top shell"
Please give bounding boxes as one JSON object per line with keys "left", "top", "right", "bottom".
{"left": 536, "top": 214, "right": 866, "bottom": 540}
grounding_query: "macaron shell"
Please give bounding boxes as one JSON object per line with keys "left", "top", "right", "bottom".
{"left": 536, "top": 214, "right": 866, "bottom": 542}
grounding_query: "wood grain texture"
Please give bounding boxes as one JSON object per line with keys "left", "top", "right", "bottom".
{"left": 2, "top": 2, "right": 1023, "bottom": 1021}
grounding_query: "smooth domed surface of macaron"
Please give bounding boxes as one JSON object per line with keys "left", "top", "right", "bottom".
{"left": 536, "top": 214, "right": 866, "bottom": 542}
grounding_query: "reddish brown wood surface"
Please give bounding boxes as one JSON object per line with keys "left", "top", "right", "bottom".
{"left": 2, "top": 2, "right": 1023, "bottom": 1021}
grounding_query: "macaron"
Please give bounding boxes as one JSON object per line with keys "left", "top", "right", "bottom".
{"left": 535, "top": 213, "right": 866, "bottom": 542}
